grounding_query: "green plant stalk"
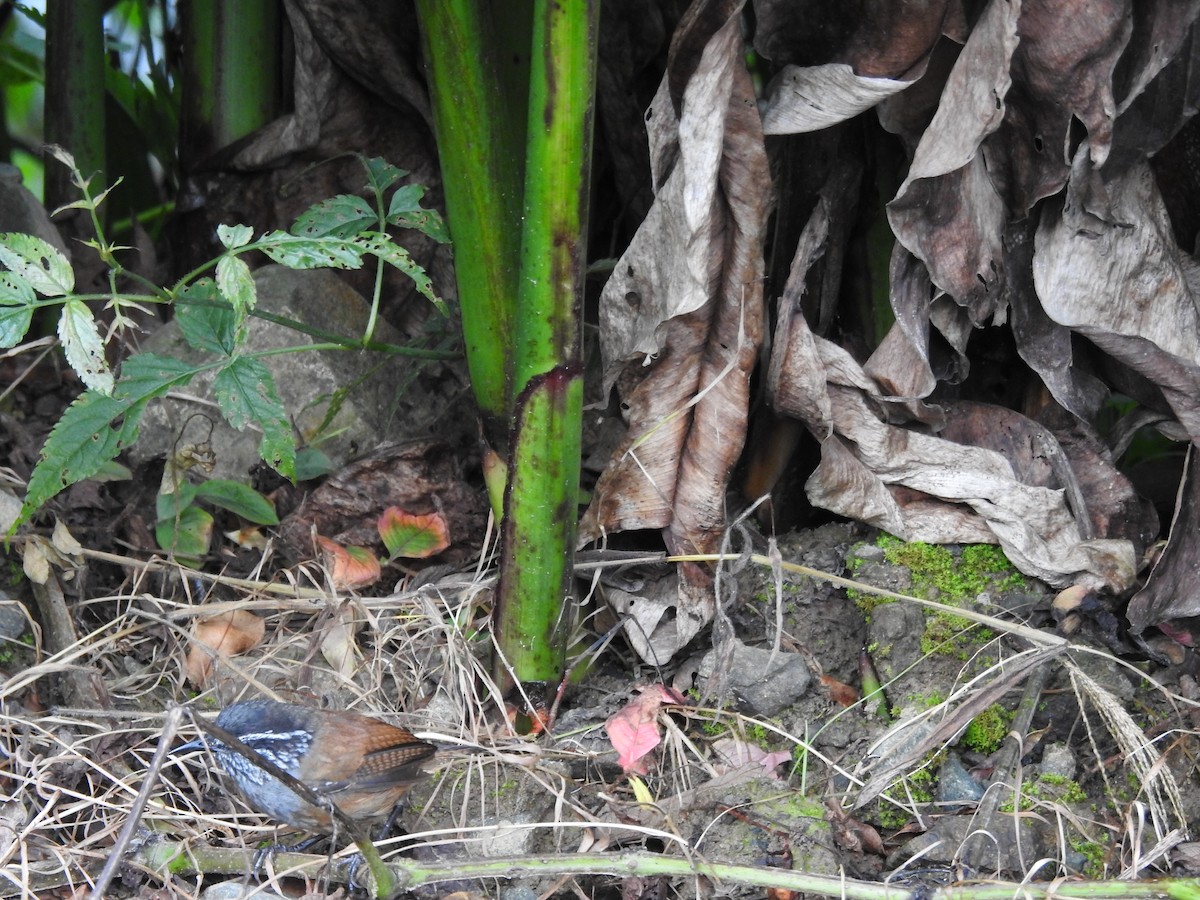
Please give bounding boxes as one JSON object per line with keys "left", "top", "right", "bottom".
{"left": 414, "top": 1, "right": 527, "bottom": 432}
{"left": 137, "top": 842, "right": 1200, "bottom": 900}
{"left": 44, "top": 0, "right": 106, "bottom": 210}
{"left": 511, "top": 0, "right": 597, "bottom": 388}
{"left": 178, "top": 0, "right": 280, "bottom": 167}
{"left": 492, "top": 0, "right": 598, "bottom": 693}
{"left": 495, "top": 366, "right": 584, "bottom": 693}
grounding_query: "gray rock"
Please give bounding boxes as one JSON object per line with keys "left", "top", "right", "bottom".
{"left": 0, "top": 594, "right": 28, "bottom": 641}
{"left": 130, "top": 265, "right": 426, "bottom": 481}
{"left": 866, "top": 601, "right": 926, "bottom": 682}
{"left": 1038, "top": 743, "right": 1077, "bottom": 780}
{"left": 698, "top": 640, "right": 811, "bottom": 716}
{"left": 0, "top": 167, "right": 69, "bottom": 255}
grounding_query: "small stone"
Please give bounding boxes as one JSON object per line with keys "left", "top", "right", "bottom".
{"left": 698, "top": 640, "right": 811, "bottom": 716}
{"left": 1038, "top": 743, "right": 1076, "bottom": 780}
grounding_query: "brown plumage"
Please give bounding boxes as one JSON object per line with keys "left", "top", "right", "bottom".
{"left": 179, "top": 699, "right": 435, "bottom": 833}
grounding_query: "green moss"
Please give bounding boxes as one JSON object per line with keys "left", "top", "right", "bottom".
{"left": 1070, "top": 839, "right": 1107, "bottom": 878}
{"left": 961, "top": 704, "right": 1012, "bottom": 753}
{"left": 883, "top": 539, "right": 1022, "bottom": 602}
{"left": 744, "top": 722, "right": 771, "bottom": 748}
{"left": 1000, "top": 772, "right": 1089, "bottom": 812}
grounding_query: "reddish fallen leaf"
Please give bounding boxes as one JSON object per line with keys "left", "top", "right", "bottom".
{"left": 604, "top": 685, "right": 686, "bottom": 774}
{"left": 186, "top": 609, "right": 265, "bottom": 686}
{"left": 316, "top": 535, "right": 381, "bottom": 589}
{"left": 711, "top": 737, "right": 791, "bottom": 778}
{"left": 820, "top": 674, "right": 860, "bottom": 707}
{"left": 377, "top": 507, "right": 451, "bottom": 560}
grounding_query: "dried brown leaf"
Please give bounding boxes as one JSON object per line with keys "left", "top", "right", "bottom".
{"left": 186, "top": 609, "right": 266, "bottom": 686}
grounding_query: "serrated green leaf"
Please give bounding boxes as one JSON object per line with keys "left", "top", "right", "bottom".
{"left": 258, "top": 232, "right": 368, "bottom": 269}
{"left": 58, "top": 299, "right": 114, "bottom": 394}
{"left": 115, "top": 353, "right": 205, "bottom": 402}
{"left": 0, "top": 233, "right": 74, "bottom": 296}
{"left": 0, "top": 272, "right": 35, "bottom": 347}
{"left": 292, "top": 195, "right": 377, "bottom": 239}
{"left": 358, "top": 234, "right": 447, "bottom": 315}
{"left": 194, "top": 479, "right": 279, "bottom": 524}
{"left": 215, "top": 254, "right": 256, "bottom": 317}
{"left": 386, "top": 184, "right": 450, "bottom": 243}
{"left": 17, "top": 353, "right": 203, "bottom": 526}
{"left": 0, "top": 305, "right": 35, "bottom": 347}
{"left": 217, "top": 223, "right": 253, "bottom": 249}
{"left": 363, "top": 158, "right": 407, "bottom": 195}
{"left": 176, "top": 281, "right": 237, "bottom": 354}
{"left": 213, "top": 358, "right": 295, "bottom": 479}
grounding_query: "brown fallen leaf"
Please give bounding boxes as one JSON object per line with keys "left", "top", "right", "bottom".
{"left": 185, "top": 609, "right": 265, "bottom": 686}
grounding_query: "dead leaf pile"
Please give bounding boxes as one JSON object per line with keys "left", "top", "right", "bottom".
{"left": 583, "top": 0, "right": 1200, "bottom": 661}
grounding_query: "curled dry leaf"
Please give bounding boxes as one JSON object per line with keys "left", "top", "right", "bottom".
{"left": 185, "top": 609, "right": 265, "bottom": 686}
{"left": 581, "top": 0, "right": 771, "bottom": 655}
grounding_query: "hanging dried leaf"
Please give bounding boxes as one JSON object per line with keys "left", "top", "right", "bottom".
{"left": 582, "top": 0, "right": 771, "bottom": 648}
{"left": 1127, "top": 446, "right": 1200, "bottom": 632}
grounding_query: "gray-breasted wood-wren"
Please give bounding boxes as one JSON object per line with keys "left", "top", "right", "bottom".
{"left": 177, "top": 699, "right": 436, "bottom": 833}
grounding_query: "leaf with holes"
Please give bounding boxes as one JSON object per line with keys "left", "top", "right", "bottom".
{"left": 213, "top": 357, "right": 295, "bottom": 480}
{"left": 215, "top": 253, "right": 256, "bottom": 318}
{"left": 358, "top": 233, "right": 446, "bottom": 314}
{"left": 292, "top": 195, "right": 377, "bottom": 239}
{"left": 258, "top": 232, "right": 368, "bottom": 269}
{"left": 58, "top": 298, "right": 113, "bottom": 393}
{"left": 0, "top": 271, "right": 35, "bottom": 347}
{"left": 0, "top": 233, "right": 74, "bottom": 296}
{"left": 387, "top": 184, "right": 450, "bottom": 243}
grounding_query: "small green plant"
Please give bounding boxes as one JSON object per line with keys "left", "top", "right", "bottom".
{"left": 1, "top": 148, "right": 449, "bottom": 534}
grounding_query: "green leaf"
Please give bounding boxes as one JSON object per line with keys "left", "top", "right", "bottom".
{"left": 213, "top": 357, "right": 296, "bottom": 479}
{"left": 359, "top": 233, "right": 447, "bottom": 315}
{"left": 257, "top": 232, "right": 368, "bottom": 269}
{"left": 295, "top": 446, "right": 334, "bottom": 481}
{"left": 215, "top": 253, "right": 256, "bottom": 317}
{"left": 194, "top": 479, "right": 279, "bottom": 524}
{"left": 0, "top": 272, "right": 35, "bottom": 348}
{"left": 387, "top": 184, "right": 450, "bottom": 243}
{"left": 16, "top": 353, "right": 202, "bottom": 527}
{"left": 116, "top": 353, "right": 205, "bottom": 403}
{"left": 176, "top": 281, "right": 237, "bottom": 354}
{"left": 155, "top": 502, "right": 213, "bottom": 561}
{"left": 217, "top": 223, "right": 253, "bottom": 249}
{"left": 157, "top": 481, "right": 200, "bottom": 523}
{"left": 292, "top": 195, "right": 377, "bottom": 239}
{"left": 58, "top": 298, "right": 114, "bottom": 394}
{"left": 0, "top": 233, "right": 74, "bottom": 296}
{"left": 363, "top": 158, "right": 408, "bottom": 195}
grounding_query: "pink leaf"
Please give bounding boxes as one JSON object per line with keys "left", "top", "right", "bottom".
{"left": 604, "top": 685, "right": 685, "bottom": 774}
